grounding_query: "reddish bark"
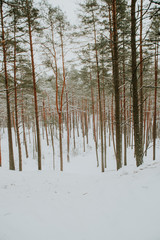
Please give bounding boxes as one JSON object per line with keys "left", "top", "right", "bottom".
{"left": 0, "top": 1, "right": 15, "bottom": 170}
{"left": 26, "top": 0, "right": 41, "bottom": 170}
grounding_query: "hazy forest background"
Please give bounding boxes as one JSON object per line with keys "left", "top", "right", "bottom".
{"left": 0, "top": 0, "right": 160, "bottom": 173}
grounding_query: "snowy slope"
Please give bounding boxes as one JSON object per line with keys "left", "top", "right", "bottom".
{"left": 0, "top": 160, "right": 160, "bottom": 240}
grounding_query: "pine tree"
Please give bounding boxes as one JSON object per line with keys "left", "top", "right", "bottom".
{"left": 0, "top": 0, "right": 15, "bottom": 170}
{"left": 79, "top": 0, "right": 105, "bottom": 172}
{"left": 131, "top": 0, "right": 143, "bottom": 166}
{"left": 24, "top": 0, "right": 42, "bottom": 170}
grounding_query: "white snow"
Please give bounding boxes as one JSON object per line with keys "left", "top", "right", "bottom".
{"left": 0, "top": 128, "right": 160, "bottom": 240}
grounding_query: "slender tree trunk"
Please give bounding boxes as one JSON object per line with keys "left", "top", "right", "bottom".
{"left": 58, "top": 113, "right": 63, "bottom": 171}
{"left": 26, "top": 0, "right": 41, "bottom": 170}
{"left": 51, "top": 126, "right": 55, "bottom": 170}
{"left": 0, "top": 0, "right": 15, "bottom": 170}
{"left": 43, "top": 99, "right": 49, "bottom": 146}
{"left": 72, "top": 97, "right": 76, "bottom": 149}
{"left": 102, "top": 77, "right": 107, "bottom": 168}
{"left": 143, "top": 99, "right": 147, "bottom": 148}
{"left": 153, "top": 44, "right": 158, "bottom": 160}
{"left": 111, "top": 94, "right": 116, "bottom": 157}
{"left": 123, "top": 41, "right": 127, "bottom": 166}
{"left": 90, "top": 72, "right": 99, "bottom": 167}
{"left": 145, "top": 97, "right": 151, "bottom": 156}
{"left": 108, "top": 109, "right": 111, "bottom": 147}
{"left": 92, "top": 10, "right": 104, "bottom": 172}
{"left": 21, "top": 93, "right": 28, "bottom": 158}
{"left": 76, "top": 109, "right": 79, "bottom": 137}
{"left": 140, "top": 0, "right": 143, "bottom": 147}
{"left": 13, "top": 14, "right": 22, "bottom": 171}
{"left": 131, "top": 0, "right": 143, "bottom": 166}
{"left": 85, "top": 99, "right": 89, "bottom": 145}
{"left": 66, "top": 92, "right": 70, "bottom": 162}
{"left": 112, "top": 0, "right": 122, "bottom": 170}
{"left": 81, "top": 99, "right": 85, "bottom": 152}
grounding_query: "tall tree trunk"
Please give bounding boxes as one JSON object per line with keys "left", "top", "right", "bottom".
{"left": 111, "top": 94, "right": 116, "bottom": 157}
{"left": 145, "top": 97, "right": 151, "bottom": 156}
{"left": 92, "top": 10, "right": 104, "bottom": 172}
{"left": 66, "top": 92, "right": 70, "bottom": 162}
{"left": 13, "top": 13, "right": 22, "bottom": 171}
{"left": 51, "top": 126, "right": 55, "bottom": 169}
{"left": 131, "top": 0, "right": 143, "bottom": 166}
{"left": 81, "top": 99, "right": 86, "bottom": 152}
{"left": 153, "top": 44, "right": 158, "bottom": 160}
{"left": 43, "top": 99, "right": 49, "bottom": 146}
{"left": 112, "top": 0, "right": 122, "bottom": 170}
{"left": 0, "top": 0, "right": 15, "bottom": 170}
{"left": 143, "top": 99, "right": 147, "bottom": 148}
{"left": 26, "top": 0, "right": 41, "bottom": 170}
{"left": 21, "top": 93, "right": 28, "bottom": 158}
{"left": 85, "top": 99, "right": 89, "bottom": 145}
{"left": 123, "top": 37, "right": 127, "bottom": 166}
{"left": 58, "top": 113, "right": 63, "bottom": 171}
{"left": 140, "top": 0, "right": 143, "bottom": 148}
{"left": 90, "top": 72, "right": 99, "bottom": 167}
{"left": 72, "top": 97, "right": 76, "bottom": 149}
{"left": 102, "top": 74, "right": 107, "bottom": 168}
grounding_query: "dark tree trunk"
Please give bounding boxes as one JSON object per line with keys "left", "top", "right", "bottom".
{"left": 112, "top": 0, "right": 122, "bottom": 170}
{"left": 123, "top": 37, "right": 127, "bottom": 166}
{"left": 131, "top": 0, "right": 143, "bottom": 166}
{"left": 140, "top": 0, "right": 143, "bottom": 148}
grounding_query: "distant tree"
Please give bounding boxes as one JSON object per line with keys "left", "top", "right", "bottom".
{"left": 41, "top": 2, "right": 70, "bottom": 171}
{"left": 79, "top": 0, "right": 105, "bottom": 172}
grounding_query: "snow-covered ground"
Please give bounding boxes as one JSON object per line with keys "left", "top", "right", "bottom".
{"left": 0, "top": 128, "right": 160, "bottom": 240}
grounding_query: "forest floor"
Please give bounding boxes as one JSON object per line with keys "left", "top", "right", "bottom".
{"left": 0, "top": 129, "right": 160, "bottom": 240}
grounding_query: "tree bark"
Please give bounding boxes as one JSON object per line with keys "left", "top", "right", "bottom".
{"left": 90, "top": 71, "right": 99, "bottom": 167}
{"left": 13, "top": 13, "right": 22, "bottom": 171}
{"left": 26, "top": 0, "right": 41, "bottom": 170}
{"left": 153, "top": 44, "right": 158, "bottom": 160}
{"left": 112, "top": 0, "right": 122, "bottom": 170}
{"left": 43, "top": 99, "right": 49, "bottom": 146}
{"left": 0, "top": 0, "right": 15, "bottom": 170}
{"left": 131, "top": 0, "right": 143, "bottom": 166}
{"left": 123, "top": 37, "right": 127, "bottom": 166}
{"left": 140, "top": 0, "right": 143, "bottom": 148}
{"left": 66, "top": 92, "right": 70, "bottom": 162}
{"left": 92, "top": 10, "right": 104, "bottom": 172}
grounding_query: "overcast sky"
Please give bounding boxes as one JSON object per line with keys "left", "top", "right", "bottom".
{"left": 46, "top": 0, "right": 79, "bottom": 24}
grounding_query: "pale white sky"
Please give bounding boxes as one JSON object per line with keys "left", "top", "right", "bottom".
{"left": 46, "top": 0, "right": 79, "bottom": 24}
